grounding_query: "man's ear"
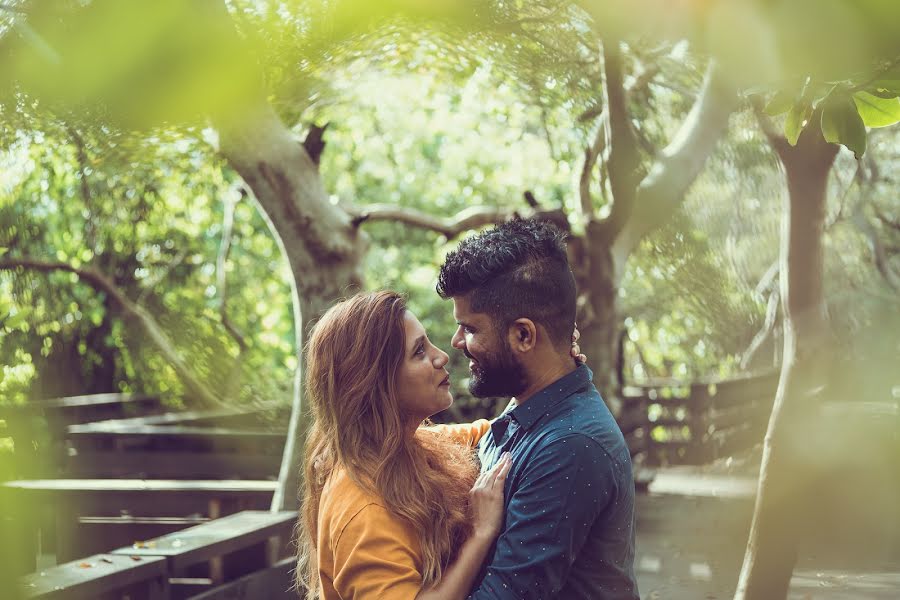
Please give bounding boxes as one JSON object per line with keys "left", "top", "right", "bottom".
{"left": 508, "top": 318, "right": 537, "bottom": 353}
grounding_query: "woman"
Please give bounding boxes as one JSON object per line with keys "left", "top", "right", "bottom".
{"left": 296, "top": 291, "right": 511, "bottom": 600}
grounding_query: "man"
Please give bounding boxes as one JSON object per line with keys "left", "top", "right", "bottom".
{"left": 437, "top": 217, "right": 639, "bottom": 599}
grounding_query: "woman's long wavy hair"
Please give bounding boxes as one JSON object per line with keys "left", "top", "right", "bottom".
{"left": 296, "top": 291, "right": 479, "bottom": 596}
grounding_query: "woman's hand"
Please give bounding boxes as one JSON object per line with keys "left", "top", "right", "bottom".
{"left": 469, "top": 452, "right": 512, "bottom": 540}
{"left": 415, "top": 453, "right": 513, "bottom": 599}
{"left": 571, "top": 324, "right": 587, "bottom": 364}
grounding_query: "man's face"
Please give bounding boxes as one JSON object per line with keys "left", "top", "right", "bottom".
{"left": 451, "top": 294, "right": 527, "bottom": 398}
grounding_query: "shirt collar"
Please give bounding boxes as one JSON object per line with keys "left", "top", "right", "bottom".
{"left": 507, "top": 364, "right": 593, "bottom": 432}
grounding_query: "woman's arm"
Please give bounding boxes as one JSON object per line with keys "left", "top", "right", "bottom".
{"left": 415, "top": 452, "right": 512, "bottom": 600}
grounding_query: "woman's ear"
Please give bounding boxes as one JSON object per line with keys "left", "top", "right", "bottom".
{"left": 508, "top": 318, "right": 537, "bottom": 352}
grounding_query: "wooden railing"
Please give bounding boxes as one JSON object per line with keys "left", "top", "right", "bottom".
{"left": 620, "top": 371, "right": 780, "bottom": 466}
{"left": 19, "top": 510, "right": 297, "bottom": 600}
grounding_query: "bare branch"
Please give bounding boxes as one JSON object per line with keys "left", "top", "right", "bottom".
{"left": 217, "top": 192, "right": 247, "bottom": 352}
{"left": 875, "top": 205, "right": 900, "bottom": 231}
{"left": 579, "top": 110, "right": 606, "bottom": 219}
{"left": 741, "top": 286, "right": 780, "bottom": 370}
{"left": 602, "top": 38, "right": 642, "bottom": 233}
{"left": 753, "top": 260, "right": 780, "bottom": 299}
{"left": 350, "top": 204, "right": 512, "bottom": 239}
{"left": 750, "top": 95, "right": 789, "bottom": 154}
{"left": 523, "top": 190, "right": 541, "bottom": 209}
{"left": 302, "top": 123, "right": 328, "bottom": 166}
{"left": 853, "top": 213, "right": 900, "bottom": 291}
{"left": 0, "top": 258, "right": 222, "bottom": 406}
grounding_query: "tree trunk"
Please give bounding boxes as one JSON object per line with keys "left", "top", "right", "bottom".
{"left": 574, "top": 223, "right": 621, "bottom": 411}
{"left": 216, "top": 101, "right": 367, "bottom": 511}
{"left": 734, "top": 117, "right": 838, "bottom": 600}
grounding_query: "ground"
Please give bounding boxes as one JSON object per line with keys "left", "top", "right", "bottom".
{"left": 635, "top": 467, "right": 900, "bottom": 599}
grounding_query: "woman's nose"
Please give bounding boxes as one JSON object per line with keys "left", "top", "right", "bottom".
{"left": 433, "top": 349, "right": 449, "bottom": 368}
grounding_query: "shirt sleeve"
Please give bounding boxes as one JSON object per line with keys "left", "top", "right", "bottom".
{"left": 332, "top": 503, "right": 423, "bottom": 600}
{"left": 426, "top": 419, "right": 492, "bottom": 448}
{"left": 468, "top": 435, "right": 617, "bottom": 600}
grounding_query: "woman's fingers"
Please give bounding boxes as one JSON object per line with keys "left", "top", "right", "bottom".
{"left": 492, "top": 453, "right": 512, "bottom": 488}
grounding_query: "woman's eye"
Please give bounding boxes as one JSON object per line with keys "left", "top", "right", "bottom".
{"left": 415, "top": 345, "right": 425, "bottom": 356}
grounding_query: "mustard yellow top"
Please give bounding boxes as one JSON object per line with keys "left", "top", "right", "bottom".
{"left": 316, "top": 419, "right": 492, "bottom": 600}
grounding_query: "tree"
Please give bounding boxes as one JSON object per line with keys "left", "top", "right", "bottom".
{"left": 734, "top": 69, "right": 900, "bottom": 599}
{"left": 0, "top": 0, "right": 743, "bottom": 510}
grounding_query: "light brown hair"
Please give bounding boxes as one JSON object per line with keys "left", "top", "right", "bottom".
{"left": 296, "top": 291, "right": 479, "bottom": 595}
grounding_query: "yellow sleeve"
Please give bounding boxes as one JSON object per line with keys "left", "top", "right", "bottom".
{"left": 332, "top": 504, "right": 423, "bottom": 600}
{"left": 427, "top": 419, "right": 492, "bottom": 448}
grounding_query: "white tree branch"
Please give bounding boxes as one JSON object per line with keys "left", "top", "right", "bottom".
{"left": 350, "top": 204, "right": 514, "bottom": 239}
{"left": 612, "top": 61, "right": 738, "bottom": 280}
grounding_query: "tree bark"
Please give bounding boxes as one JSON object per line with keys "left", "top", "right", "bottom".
{"left": 734, "top": 115, "right": 839, "bottom": 600}
{"left": 215, "top": 100, "right": 366, "bottom": 512}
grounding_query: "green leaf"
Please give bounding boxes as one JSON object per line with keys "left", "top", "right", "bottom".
{"left": 785, "top": 102, "right": 811, "bottom": 146}
{"left": 764, "top": 90, "right": 794, "bottom": 116}
{"left": 4, "top": 311, "right": 27, "bottom": 330}
{"left": 820, "top": 95, "right": 867, "bottom": 157}
{"left": 852, "top": 91, "right": 900, "bottom": 128}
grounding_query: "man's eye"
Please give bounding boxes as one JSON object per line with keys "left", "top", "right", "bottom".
{"left": 463, "top": 327, "right": 474, "bottom": 335}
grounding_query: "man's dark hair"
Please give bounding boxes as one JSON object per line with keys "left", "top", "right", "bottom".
{"left": 436, "top": 217, "right": 576, "bottom": 349}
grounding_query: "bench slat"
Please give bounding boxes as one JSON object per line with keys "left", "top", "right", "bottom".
{"left": 21, "top": 553, "right": 168, "bottom": 599}
{"left": 187, "top": 557, "right": 296, "bottom": 600}
{"left": 111, "top": 510, "right": 295, "bottom": 570}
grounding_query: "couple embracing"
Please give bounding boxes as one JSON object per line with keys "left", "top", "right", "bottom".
{"left": 296, "top": 218, "right": 639, "bottom": 600}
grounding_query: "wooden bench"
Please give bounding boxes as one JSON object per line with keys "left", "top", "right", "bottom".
{"left": 64, "top": 422, "right": 284, "bottom": 479}
{"left": 1, "top": 394, "right": 164, "bottom": 478}
{"left": 20, "top": 510, "right": 297, "bottom": 599}
{"left": 2, "top": 479, "right": 277, "bottom": 567}
{"left": 111, "top": 510, "right": 296, "bottom": 599}
{"left": 21, "top": 553, "right": 169, "bottom": 600}
{"left": 1, "top": 394, "right": 164, "bottom": 436}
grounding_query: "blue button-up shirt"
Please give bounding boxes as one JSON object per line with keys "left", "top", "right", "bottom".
{"left": 468, "top": 364, "right": 639, "bottom": 600}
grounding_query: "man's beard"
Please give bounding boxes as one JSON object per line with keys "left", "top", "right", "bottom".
{"left": 466, "top": 339, "right": 528, "bottom": 398}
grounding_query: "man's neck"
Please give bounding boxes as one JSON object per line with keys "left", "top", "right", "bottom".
{"left": 511, "top": 359, "right": 577, "bottom": 407}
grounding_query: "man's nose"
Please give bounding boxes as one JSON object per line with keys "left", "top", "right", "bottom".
{"left": 451, "top": 326, "right": 465, "bottom": 350}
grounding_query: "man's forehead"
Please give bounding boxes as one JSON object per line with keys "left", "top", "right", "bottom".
{"left": 452, "top": 295, "right": 485, "bottom": 322}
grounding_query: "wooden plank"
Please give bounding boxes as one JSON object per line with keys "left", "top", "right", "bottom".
{"left": 4, "top": 479, "right": 279, "bottom": 494}
{"left": 21, "top": 553, "right": 168, "bottom": 600}
{"left": 187, "top": 557, "right": 295, "bottom": 600}
{"left": 66, "top": 427, "right": 285, "bottom": 455}
{"left": 3, "top": 479, "right": 276, "bottom": 518}
{"left": 66, "top": 408, "right": 265, "bottom": 431}
{"left": 111, "top": 511, "right": 296, "bottom": 571}
{"left": 67, "top": 424, "right": 284, "bottom": 440}
{"left": 4, "top": 393, "right": 160, "bottom": 413}
{"left": 66, "top": 451, "right": 278, "bottom": 479}
{"left": 75, "top": 515, "right": 211, "bottom": 559}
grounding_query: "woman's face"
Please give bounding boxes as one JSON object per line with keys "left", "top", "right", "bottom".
{"left": 395, "top": 310, "right": 453, "bottom": 424}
